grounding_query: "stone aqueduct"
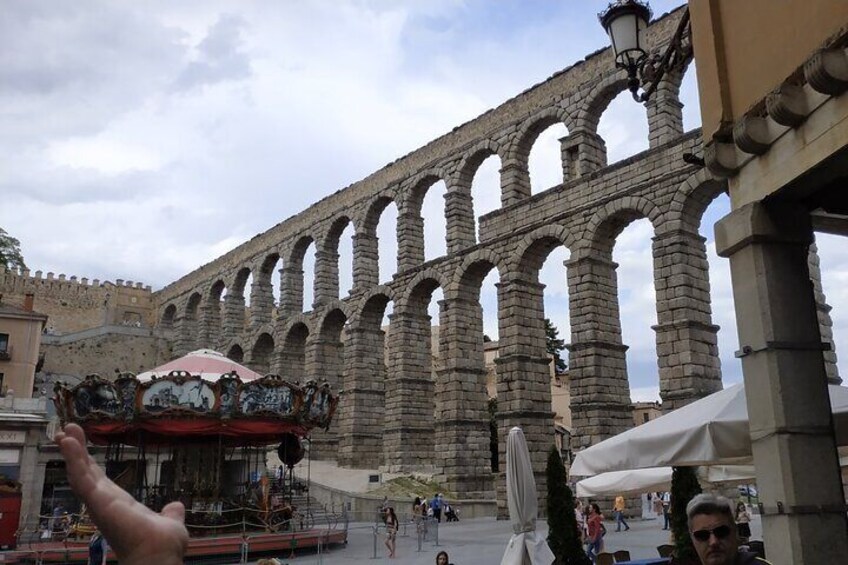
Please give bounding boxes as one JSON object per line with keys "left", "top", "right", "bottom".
{"left": 151, "top": 10, "right": 835, "bottom": 500}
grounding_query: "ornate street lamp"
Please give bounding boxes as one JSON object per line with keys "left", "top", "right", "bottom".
{"left": 598, "top": 1, "right": 692, "bottom": 103}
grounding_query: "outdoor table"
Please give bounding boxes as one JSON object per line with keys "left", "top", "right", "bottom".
{"left": 614, "top": 559, "right": 670, "bottom": 565}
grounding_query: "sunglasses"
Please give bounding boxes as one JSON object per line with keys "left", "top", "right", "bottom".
{"left": 691, "top": 525, "right": 732, "bottom": 542}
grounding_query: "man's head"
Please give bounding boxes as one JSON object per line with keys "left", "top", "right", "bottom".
{"left": 686, "top": 494, "right": 739, "bottom": 565}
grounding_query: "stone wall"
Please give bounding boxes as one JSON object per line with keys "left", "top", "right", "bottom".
{"left": 0, "top": 267, "right": 155, "bottom": 335}
{"left": 40, "top": 326, "right": 172, "bottom": 379}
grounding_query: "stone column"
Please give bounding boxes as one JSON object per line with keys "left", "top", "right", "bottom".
{"left": 352, "top": 233, "right": 379, "bottom": 292}
{"left": 313, "top": 249, "right": 339, "bottom": 308}
{"left": 278, "top": 265, "right": 304, "bottom": 319}
{"left": 499, "top": 159, "right": 531, "bottom": 207}
{"left": 565, "top": 130, "right": 607, "bottom": 176}
{"left": 435, "top": 296, "right": 494, "bottom": 498}
{"left": 198, "top": 299, "right": 221, "bottom": 349}
{"left": 715, "top": 202, "right": 848, "bottom": 564}
{"left": 445, "top": 189, "right": 476, "bottom": 253}
{"left": 495, "top": 277, "right": 554, "bottom": 516}
{"left": 19, "top": 427, "right": 46, "bottom": 533}
{"left": 565, "top": 253, "right": 632, "bottom": 451}
{"left": 382, "top": 309, "right": 435, "bottom": 472}
{"left": 652, "top": 229, "right": 722, "bottom": 410}
{"left": 175, "top": 314, "right": 198, "bottom": 357}
{"left": 278, "top": 337, "right": 306, "bottom": 382}
{"left": 221, "top": 293, "right": 246, "bottom": 344}
{"left": 249, "top": 278, "right": 274, "bottom": 328}
{"left": 809, "top": 242, "right": 841, "bottom": 384}
{"left": 306, "top": 334, "right": 343, "bottom": 460}
{"left": 397, "top": 210, "right": 425, "bottom": 272}
{"left": 646, "top": 74, "right": 684, "bottom": 148}
{"left": 337, "top": 325, "right": 386, "bottom": 468}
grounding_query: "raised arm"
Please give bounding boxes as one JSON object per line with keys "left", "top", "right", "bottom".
{"left": 55, "top": 424, "right": 189, "bottom": 565}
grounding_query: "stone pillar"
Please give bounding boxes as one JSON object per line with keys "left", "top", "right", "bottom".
{"left": 222, "top": 293, "right": 246, "bottom": 344}
{"left": 382, "top": 309, "right": 435, "bottom": 472}
{"left": 278, "top": 265, "right": 304, "bottom": 319}
{"left": 500, "top": 158, "right": 531, "bottom": 207}
{"left": 352, "top": 233, "right": 379, "bottom": 292}
{"left": 809, "top": 242, "right": 841, "bottom": 384}
{"left": 566, "top": 130, "right": 607, "bottom": 176}
{"left": 652, "top": 229, "right": 722, "bottom": 410}
{"left": 715, "top": 202, "right": 848, "bottom": 564}
{"left": 436, "top": 296, "right": 494, "bottom": 498}
{"left": 278, "top": 336, "right": 306, "bottom": 382}
{"left": 175, "top": 314, "right": 198, "bottom": 357}
{"left": 565, "top": 253, "right": 632, "bottom": 451}
{"left": 560, "top": 135, "right": 579, "bottom": 182}
{"left": 313, "top": 250, "right": 339, "bottom": 307}
{"left": 495, "top": 277, "right": 554, "bottom": 517}
{"left": 397, "top": 210, "right": 425, "bottom": 272}
{"left": 306, "top": 334, "right": 343, "bottom": 460}
{"left": 19, "top": 427, "right": 46, "bottom": 534}
{"left": 337, "top": 325, "right": 386, "bottom": 468}
{"left": 445, "top": 189, "right": 476, "bottom": 253}
{"left": 646, "top": 74, "right": 684, "bottom": 148}
{"left": 249, "top": 278, "right": 274, "bottom": 328}
{"left": 198, "top": 298, "right": 221, "bottom": 349}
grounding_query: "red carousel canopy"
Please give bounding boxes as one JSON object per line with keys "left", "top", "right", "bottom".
{"left": 53, "top": 350, "right": 338, "bottom": 446}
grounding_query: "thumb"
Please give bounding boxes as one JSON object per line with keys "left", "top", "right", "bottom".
{"left": 160, "top": 501, "right": 185, "bottom": 524}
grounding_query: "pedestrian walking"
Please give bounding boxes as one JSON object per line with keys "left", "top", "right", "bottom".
{"left": 384, "top": 507, "right": 398, "bottom": 558}
{"left": 661, "top": 491, "right": 671, "bottom": 530}
{"left": 88, "top": 529, "right": 108, "bottom": 565}
{"left": 613, "top": 494, "right": 630, "bottom": 531}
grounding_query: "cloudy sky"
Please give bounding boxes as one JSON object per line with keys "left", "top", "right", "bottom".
{"left": 3, "top": 0, "right": 846, "bottom": 401}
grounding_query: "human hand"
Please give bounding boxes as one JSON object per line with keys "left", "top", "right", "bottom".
{"left": 55, "top": 424, "right": 188, "bottom": 565}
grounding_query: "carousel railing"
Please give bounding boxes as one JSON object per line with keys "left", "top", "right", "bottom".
{"left": 14, "top": 500, "right": 348, "bottom": 551}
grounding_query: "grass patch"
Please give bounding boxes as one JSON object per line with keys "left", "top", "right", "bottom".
{"left": 368, "top": 475, "right": 456, "bottom": 500}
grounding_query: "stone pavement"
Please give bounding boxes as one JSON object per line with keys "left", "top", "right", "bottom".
{"left": 244, "top": 514, "right": 763, "bottom": 564}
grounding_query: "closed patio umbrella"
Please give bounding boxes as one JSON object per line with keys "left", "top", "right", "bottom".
{"left": 500, "top": 427, "right": 555, "bottom": 565}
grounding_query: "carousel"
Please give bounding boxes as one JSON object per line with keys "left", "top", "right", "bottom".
{"left": 51, "top": 349, "right": 339, "bottom": 537}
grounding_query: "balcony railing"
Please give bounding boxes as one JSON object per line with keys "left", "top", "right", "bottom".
{"left": 0, "top": 346, "right": 11, "bottom": 361}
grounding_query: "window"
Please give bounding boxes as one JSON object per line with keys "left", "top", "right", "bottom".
{"left": 642, "top": 413, "right": 650, "bottom": 424}
{"left": 0, "top": 333, "right": 8, "bottom": 352}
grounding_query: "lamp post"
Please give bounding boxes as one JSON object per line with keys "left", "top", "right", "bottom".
{"left": 598, "top": 1, "right": 691, "bottom": 103}
{"left": 599, "top": 0, "right": 652, "bottom": 99}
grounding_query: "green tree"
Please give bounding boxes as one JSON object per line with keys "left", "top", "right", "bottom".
{"left": 0, "top": 228, "right": 26, "bottom": 271}
{"left": 546, "top": 446, "right": 590, "bottom": 565}
{"left": 545, "top": 318, "right": 567, "bottom": 374}
{"left": 671, "top": 466, "right": 702, "bottom": 563}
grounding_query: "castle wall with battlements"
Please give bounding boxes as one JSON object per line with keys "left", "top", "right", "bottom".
{"left": 0, "top": 267, "right": 156, "bottom": 335}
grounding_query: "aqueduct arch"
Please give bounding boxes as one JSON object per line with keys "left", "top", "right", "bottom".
{"left": 152, "top": 9, "right": 839, "bottom": 504}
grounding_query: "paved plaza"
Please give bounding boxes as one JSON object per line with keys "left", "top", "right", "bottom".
{"left": 243, "top": 513, "right": 763, "bottom": 564}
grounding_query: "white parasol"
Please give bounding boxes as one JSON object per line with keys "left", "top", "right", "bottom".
{"left": 570, "top": 383, "right": 848, "bottom": 477}
{"left": 500, "top": 427, "right": 555, "bottom": 565}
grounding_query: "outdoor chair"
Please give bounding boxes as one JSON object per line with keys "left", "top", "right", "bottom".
{"left": 596, "top": 552, "right": 616, "bottom": 565}
{"left": 748, "top": 540, "right": 766, "bottom": 559}
{"left": 657, "top": 544, "right": 674, "bottom": 558}
{"left": 613, "top": 549, "right": 631, "bottom": 561}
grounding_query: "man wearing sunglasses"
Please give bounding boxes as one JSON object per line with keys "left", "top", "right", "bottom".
{"left": 686, "top": 494, "right": 770, "bottom": 565}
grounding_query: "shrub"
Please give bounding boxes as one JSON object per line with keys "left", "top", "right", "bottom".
{"left": 546, "top": 446, "right": 590, "bottom": 565}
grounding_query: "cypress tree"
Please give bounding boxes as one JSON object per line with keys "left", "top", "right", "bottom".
{"left": 546, "top": 446, "right": 590, "bottom": 565}
{"left": 671, "top": 466, "right": 702, "bottom": 563}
